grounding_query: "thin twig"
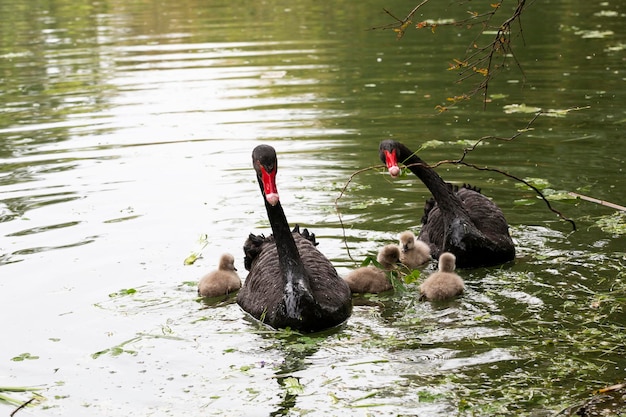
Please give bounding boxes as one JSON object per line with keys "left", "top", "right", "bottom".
{"left": 334, "top": 166, "right": 381, "bottom": 263}
{"left": 10, "top": 398, "right": 35, "bottom": 417}
{"left": 568, "top": 192, "right": 626, "bottom": 212}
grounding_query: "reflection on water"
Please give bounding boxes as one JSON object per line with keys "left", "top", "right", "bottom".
{"left": 1, "top": 0, "right": 625, "bottom": 415}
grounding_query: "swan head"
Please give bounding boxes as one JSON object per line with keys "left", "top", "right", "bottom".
{"left": 438, "top": 252, "right": 456, "bottom": 273}
{"left": 379, "top": 140, "right": 402, "bottom": 178}
{"left": 398, "top": 230, "right": 416, "bottom": 252}
{"left": 252, "top": 145, "right": 280, "bottom": 206}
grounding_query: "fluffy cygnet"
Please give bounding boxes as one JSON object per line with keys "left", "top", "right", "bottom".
{"left": 418, "top": 252, "right": 464, "bottom": 301}
{"left": 344, "top": 244, "right": 400, "bottom": 294}
{"left": 398, "top": 231, "right": 431, "bottom": 269}
{"left": 198, "top": 253, "right": 241, "bottom": 297}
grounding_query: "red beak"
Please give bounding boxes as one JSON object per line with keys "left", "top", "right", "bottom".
{"left": 384, "top": 149, "right": 401, "bottom": 178}
{"left": 260, "top": 166, "right": 279, "bottom": 206}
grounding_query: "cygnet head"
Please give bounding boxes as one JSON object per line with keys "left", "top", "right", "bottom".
{"left": 377, "top": 244, "right": 400, "bottom": 270}
{"left": 438, "top": 252, "right": 456, "bottom": 273}
{"left": 398, "top": 230, "right": 417, "bottom": 252}
{"left": 218, "top": 253, "right": 237, "bottom": 271}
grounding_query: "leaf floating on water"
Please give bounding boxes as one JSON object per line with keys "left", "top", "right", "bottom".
{"left": 10, "top": 353, "right": 39, "bottom": 362}
{"left": 108, "top": 288, "right": 137, "bottom": 298}
{"left": 0, "top": 385, "right": 44, "bottom": 407}
{"left": 595, "top": 212, "right": 626, "bottom": 235}
{"left": 184, "top": 233, "right": 209, "bottom": 265}
{"left": 283, "top": 377, "right": 304, "bottom": 395}
{"left": 515, "top": 177, "right": 551, "bottom": 190}
{"left": 544, "top": 190, "right": 578, "bottom": 201}
{"left": 503, "top": 103, "right": 542, "bottom": 114}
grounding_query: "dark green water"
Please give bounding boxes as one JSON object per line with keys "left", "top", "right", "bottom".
{"left": 1, "top": 0, "right": 624, "bottom": 415}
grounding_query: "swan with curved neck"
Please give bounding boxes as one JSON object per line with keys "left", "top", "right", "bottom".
{"left": 237, "top": 144, "right": 352, "bottom": 332}
{"left": 379, "top": 140, "right": 515, "bottom": 268}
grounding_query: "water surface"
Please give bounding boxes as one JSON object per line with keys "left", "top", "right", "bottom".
{"left": 1, "top": 0, "right": 625, "bottom": 415}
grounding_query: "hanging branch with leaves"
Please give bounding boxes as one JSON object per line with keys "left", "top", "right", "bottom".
{"left": 371, "top": 0, "right": 529, "bottom": 108}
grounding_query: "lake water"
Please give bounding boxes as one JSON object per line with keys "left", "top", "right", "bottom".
{"left": 1, "top": 0, "right": 625, "bottom": 415}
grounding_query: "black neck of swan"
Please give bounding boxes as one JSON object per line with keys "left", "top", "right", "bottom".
{"left": 396, "top": 143, "right": 472, "bottom": 225}
{"left": 264, "top": 198, "right": 308, "bottom": 279}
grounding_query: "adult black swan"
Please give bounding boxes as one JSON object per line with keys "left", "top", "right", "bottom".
{"left": 379, "top": 140, "right": 515, "bottom": 268}
{"left": 237, "top": 144, "right": 352, "bottom": 332}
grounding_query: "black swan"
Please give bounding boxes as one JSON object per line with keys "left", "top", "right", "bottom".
{"left": 419, "top": 252, "right": 465, "bottom": 301}
{"left": 236, "top": 144, "right": 352, "bottom": 332}
{"left": 198, "top": 253, "right": 241, "bottom": 297}
{"left": 398, "top": 230, "right": 431, "bottom": 268}
{"left": 379, "top": 140, "right": 515, "bottom": 268}
{"left": 344, "top": 244, "right": 400, "bottom": 294}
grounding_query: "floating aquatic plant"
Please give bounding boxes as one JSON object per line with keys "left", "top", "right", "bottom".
{"left": 184, "top": 233, "right": 209, "bottom": 265}
{"left": 0, "top": 386, "right": 44, "bottom": 407}
{"left": 595, "top": 212, "right": 626, "bottom": 235}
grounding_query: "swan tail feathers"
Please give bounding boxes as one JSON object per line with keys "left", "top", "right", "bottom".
{"left": 243, "top": 233, "right": 267, "bottom": 271}
{"left": 292, "top": 224, "right": 319, "bottom": 246}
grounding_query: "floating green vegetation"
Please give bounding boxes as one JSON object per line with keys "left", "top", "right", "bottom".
{"left": 349, "top": 197, "right": 393, "bottom": 209}
{"left": 0, "top": 386, "right": 44, "bottom": 407}
{"left": 282, "top": 377, "right": 304, "bottom": 396}
{"left": 503, "top": 104, "right": 589, "bottom": 117}
{"left": 420, "top": 139, "right": 486, "bottom": 149}
{"left": 108, "top": 288, "right": 137, "bottom": 297}
{"left": 10, "top": 352, "right": 39, "bottom": 361}
{"left": 515, "top": 177, "right": 551, "bottom": 190}
{"left": 91, "top": 332, "right": 184, "bottom": 359}
{"left": 184, "top": 233, "right": 209, "bottom": 265}
{"left": 595, "top": 212, "right": 626, "bottom": 235}
{"left": 513, "top": 177, "right": 576, "bottom": 204}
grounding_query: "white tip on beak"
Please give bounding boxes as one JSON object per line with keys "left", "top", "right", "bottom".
{"left": 388, "top": 166, "right": 401, "bottom": 178}
{"left": 265, "top": 193, "right": 280, "bottom": 206}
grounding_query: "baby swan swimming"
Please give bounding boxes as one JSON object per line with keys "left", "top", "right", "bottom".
{"left": 344, "top": 244, "right": 400, "bottom": 294}
{"left": 198, "top": 253, "right": 241, "bottom": 297}
{"left": 419, "top": 252, "right": 464, "bottom": 301}
{"left": 398, "top": 231, "right": 431, "bottom": 269}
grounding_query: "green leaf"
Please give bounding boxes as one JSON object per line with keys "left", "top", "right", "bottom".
{"left": 283, "top": 377, "right": 304, "bottom": 395}
{"left": 184, "top": 234, "right": 209, "bottom": 265}
{"left": 515, "top": 177, "right": 551, "bottom": 190}
{"left": 10, "top": 353, "right": 39, "bottom": 362}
